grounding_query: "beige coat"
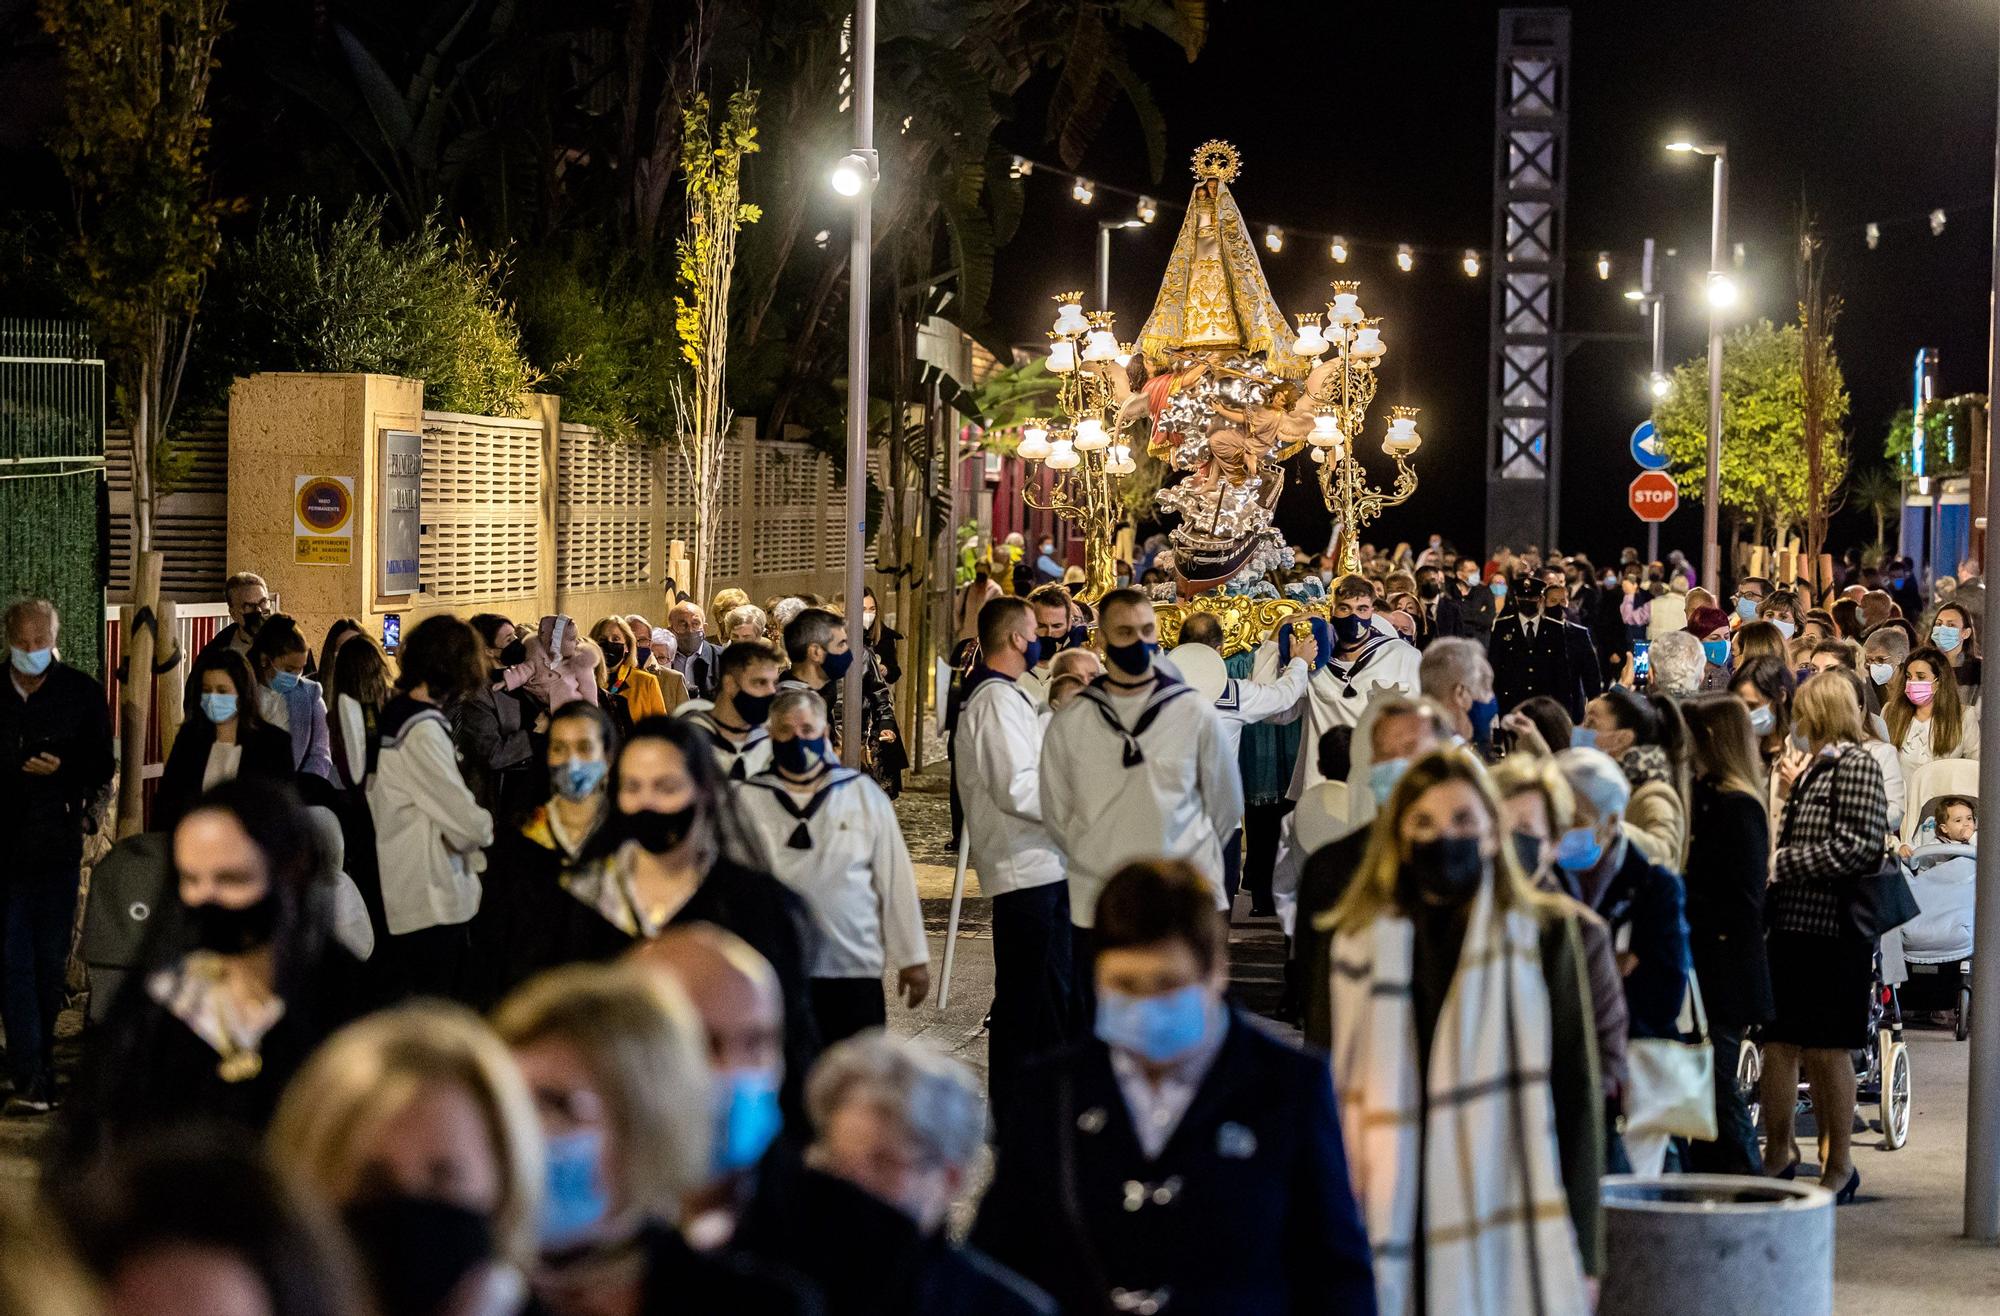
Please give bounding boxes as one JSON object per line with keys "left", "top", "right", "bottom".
{"left": 1621, "top": 778, "right": 1687, "bottom": 870}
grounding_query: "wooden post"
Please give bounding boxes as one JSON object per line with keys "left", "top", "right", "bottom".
{"left": 116, "top": 551, "right": 162, "bottom": 840}
{"left": 154, "top": 597, "right": 183, "bottom": 760}
{"left": 668, "top": 538, "right": 691, "bottom": 604}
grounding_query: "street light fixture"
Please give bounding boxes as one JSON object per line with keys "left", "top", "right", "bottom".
{"left": 1665, "top": 136, "right": 1730, "bottom": 592}
{"left": 1094, "top": 216, "right": 1148, "bottom": 308}
{"left": 1650, "top": 372, "right": 1672, "bottom": 399}
{"left": 829, "top": 150, "right": 877, "bottom": 197}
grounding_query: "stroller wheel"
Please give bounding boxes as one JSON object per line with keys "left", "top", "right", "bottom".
{"left": 1737, "top": 1037, "right": 1763, "bottom": 1132}
{"left": 1881, "top": 1039, "right": 1913, "bottom": 1150}
{"left": 1958, "top": 986, "right": 1972, "bottom": 1043}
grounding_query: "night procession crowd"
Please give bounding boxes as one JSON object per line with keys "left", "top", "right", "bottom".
{"left": 0, "top": 527, "right": 1980, "bottom": 1315}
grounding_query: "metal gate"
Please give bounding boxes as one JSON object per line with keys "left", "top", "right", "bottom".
{"left": 0, "top": 319, "right": 107, "bottom": 678}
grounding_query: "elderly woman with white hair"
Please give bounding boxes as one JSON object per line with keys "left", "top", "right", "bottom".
{"left": 1648, "top": 629, "right": 1706, "bottom": 698}
{"left": 1554, "top": 746, "right": 1691, "bottom": 1175}
{"left": 738, "top": 1031, "right": 1054, "bottom": 1315}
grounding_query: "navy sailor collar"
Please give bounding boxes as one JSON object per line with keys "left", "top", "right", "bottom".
{"left": 1074, "top": 668, "right": 1193, "bottom": 767}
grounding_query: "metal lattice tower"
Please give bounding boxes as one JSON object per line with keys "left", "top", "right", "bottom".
{"left": 1484, "top": 8, "right": 1569, "bottom": 553}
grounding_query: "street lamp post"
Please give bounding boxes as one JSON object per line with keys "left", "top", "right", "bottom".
{"left": 836, "top": 0, "right": 876, "bottom": 766}
{"left": 1667, "top": 140, "right": 1730, "bottom": 591}
{"left": 1639, "top": 236, "right": 1666, "bottom": 563}
{"left": 1094, "top": 217, "right": 1148, "bottom": 312}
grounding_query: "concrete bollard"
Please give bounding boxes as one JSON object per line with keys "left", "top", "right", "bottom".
{"left": 1599, "top": 1174, "right": 1834, "bottom": 1315}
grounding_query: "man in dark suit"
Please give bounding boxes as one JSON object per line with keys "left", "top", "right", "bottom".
{"left": 1489, "top": 576, "right": 1587, "bottom": 720}
{"left": 976, "top": 860, "right": 1377, "bottom": 1315}
{"left": 1545, "top": 581, "right": 1607, "bottom": 708}
{"left": 668, "top": 598, "right": 724, "bottom": 700}
{"left": 1411, "top": 563, "right": 1461, "bottom": 649}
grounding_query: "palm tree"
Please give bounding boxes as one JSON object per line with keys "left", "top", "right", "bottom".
{"left": 1849, "top": 465, "right": 1902, "bottom": 551}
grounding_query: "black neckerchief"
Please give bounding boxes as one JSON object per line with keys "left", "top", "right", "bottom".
{"left": 746, "top": 765, "right": 855, "bottom": 848}
{"left": 1074, "top": 668, "right": 1192, "bottom": 767}
{"left": 689, "top": 710, "right": 768, "bottom": 780}
{"left": 1329, "top": 631, "right": 1396, "bottom": 699}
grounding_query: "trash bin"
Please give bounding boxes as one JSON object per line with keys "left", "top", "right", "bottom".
{"left": 1599, "top": 1174, "right": 1834, "bottom": 1315}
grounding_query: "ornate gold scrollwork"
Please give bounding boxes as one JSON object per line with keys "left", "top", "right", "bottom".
{"left": 1153, "top": 594, "right": 1318, "bottom": 657}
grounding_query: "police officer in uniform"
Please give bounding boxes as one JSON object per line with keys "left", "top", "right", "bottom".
{"left": 974, "top": 860, "right": 1376, "bottom": 1315}
{"left": 1489, "top": 576, "right": 1585, "bottom": 720}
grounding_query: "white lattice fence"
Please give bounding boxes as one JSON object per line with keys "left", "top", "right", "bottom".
{"left": 557, "top": 423, "right": 656, "bottom": 594}
{"left": 420, "top": 412, "right": 544, "bottom": 604}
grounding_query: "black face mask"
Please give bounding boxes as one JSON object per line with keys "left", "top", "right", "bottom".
{"left": 732, "top": 689, "right": 776, "bottom": 726}
{"left": 1065, "top": 623, "right": 1091, "bottom": 650}
{"left": 1398, "top": 836, "right": 1486, "bottom": 907}
{"left": 499, "top": 637, "right": 528, "bottom": 667}
{"left": 344, "top": 1195, "right": 496, "bottom": 1316}
{"left": 1418, "top": 581, "right": 1441, "bottom": 600}
{"left": 626, "top": 804, "right": 699, "bottom": 854}
{"left": 185, "top": 895, "right": 279, "bottom": 955}
{"left": 1512, "top": 832, "right": 1545, "bottom": 876}
{"left": 601, "top": 642, "right": 628, "bottom": 669}
{"left": 1517, "top": 600, "right": 1542, "bottom": 618}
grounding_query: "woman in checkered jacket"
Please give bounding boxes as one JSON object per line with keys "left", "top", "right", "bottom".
{"left": 1759, "top": 673, "right": 1890, "bottom": 1202}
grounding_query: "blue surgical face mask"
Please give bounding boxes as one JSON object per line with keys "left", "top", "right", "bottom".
{"left": 1105, "top": 638, "right": 1158, "bottom": 677}
{"left": 1703, "top": 639, "right": 1731, "bottom": 667}
{"left": 1569, "top": 726, "right": 1597, "bottom": 749}
{"left": 553, "top": 757, "right": 609, "bottom": 801}
{"left": 1020, "top": 637, "right": 1043, "bottom": 670}
{"left": 712, "top": 1068, "right": 784, "bottom": 1174}
{"left": 1771, "top": 618, "right": 1796, "bottom": 640}
{"left": 1095, "top": 984, "right": 1216, "bottom": 1065}
{"left": 1735, "top": 597, "right": 1760, "bottom": 621}
{"left": 200, "top": 692, "right": 239, "bottom": 724}
{"left": 9, "top": 647, "right": 52, "bottom": 677}
{"left": 773, "top": 734, "right": 828, "bottom": 775}
{"left": 1748, "top": 704, "right": 1775, "bottom": 737}
{"left": 1469, "top": 696, "right": 1500, "bottom": 743}
{"left": 1933, "top": 625, "right": 1963, "bottom": 653}
{"left": 1869, "top": 662, "right": 1895, "bottom": 686}
{"left": 268, "top": 669, "right": 301, "bottom": 694}
{"left": 1553, "top": 825, "right": 1604, "bottom": 873}
{"left": 1490, "top": 581, "right": 1508, "bottom": 598}
{"left": 1369, "top": 757, "right": 1408, "bottom": 806}
{"left": 541, "top": 1128, "right": 611, "bottom": 1249}
{"left": 821, "top": 647, "right": 854, "bottom": 680}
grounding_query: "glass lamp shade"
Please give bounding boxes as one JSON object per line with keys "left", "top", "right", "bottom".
{"left": 1045, "top": 438, "right": 1080, "bottom": 471}
{"left": 1310, "top": 447, "right": 1327, "bottom": 464}
{"left": 1351, "top": 327, "right": 1385, "bottom": 360}
{"left": 1047, "top": 340, "right": 1077, "bottom": 373}
{"left": 1308, "top": 413, "right": 1342, "bottom": 448}
{"left": 1106, "top": 444, "right": 1136, "bottom": 476}
{"left": 1293, "top": 324, "right": 1329, "bottom": 356}
{"left": 1052, "top": 303, "right": 1090, "bottom": 337}
{"left": 1073, "top": 417, "right": 1110, "bottom": 451}
{"left": 1081, "top": 329, "right": 1119, "bottom": 362}
{"left": 1328, "top": 292, "right": 1364, "bottom": 326}
{"left": 1384, "top": 416, "right": 1422, "bottom": 454}
{"left": 1017, "top": 428, "right": 1052, "bottom": 461}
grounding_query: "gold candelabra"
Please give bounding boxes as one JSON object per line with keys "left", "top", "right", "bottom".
{"left": 1017, "top": 293, "right": 1136, "bottom": 602}
{"left": 1292, "top": 281, "right": 1423, "bottom": 574}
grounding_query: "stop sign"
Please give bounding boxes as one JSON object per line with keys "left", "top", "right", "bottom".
{"left": 1629, "top": 471, "right": 1679, "bottom": 523}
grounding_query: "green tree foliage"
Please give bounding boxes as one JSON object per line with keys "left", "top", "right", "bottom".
{"left": 41, "top": 0, "right": 234, "bottom": 547}
{"left": 1883, "top": 395, "right": 1983, "bottom": 476}
{"left": 204, "top": 199, "right": 540, "bottom": 415}
{"left": 1651, "top": 318, "right": 1850, "bottom": 543}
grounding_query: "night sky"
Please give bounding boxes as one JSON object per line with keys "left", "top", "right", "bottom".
{"left": 989, "top": 0, "right": 2000, "bottom": 565}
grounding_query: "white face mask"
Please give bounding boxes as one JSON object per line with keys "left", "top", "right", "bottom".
{"left": 862, "top": 610, "right": 877, "bottom": 628}
{"left": 1868, "top": 662, "right": 1895, "bottom": 686}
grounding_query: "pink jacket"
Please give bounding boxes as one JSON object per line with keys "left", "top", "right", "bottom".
{"left": 500, "top": 614, "right": 600, "bottom": 708}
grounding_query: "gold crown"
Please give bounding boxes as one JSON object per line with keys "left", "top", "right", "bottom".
{"left": 1191, "top": 140, "right": 1241, "bottom": 183}
{"left": 1052, "top": 290, "right": 1086, "bottom": 305}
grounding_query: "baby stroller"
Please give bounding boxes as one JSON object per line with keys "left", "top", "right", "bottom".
{"left": 1738, "top": 961, "right": 1911, "bottom": 1153}
{"left": 1891, "top": 758, "right": 1982, "bottom": 1040}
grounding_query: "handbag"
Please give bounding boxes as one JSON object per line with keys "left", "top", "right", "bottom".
{"left": 1625, "top": 973, "right": 1719, "bottom": 1142}
{"left": 1843, "top": 857, "right": 1922, "bottom": 940}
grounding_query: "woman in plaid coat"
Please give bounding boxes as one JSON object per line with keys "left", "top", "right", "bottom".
{"left": 1759, "top": 674, "right": 1889, "bottom": 1201}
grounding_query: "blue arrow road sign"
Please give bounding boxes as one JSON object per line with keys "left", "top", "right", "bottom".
{"left": 1630, "top": 419, "right": 1669, "bottom": 470}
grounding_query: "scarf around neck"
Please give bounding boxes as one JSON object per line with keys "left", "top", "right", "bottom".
{"left": 1619, "top": 743, "right": 1672, "bottom": 791}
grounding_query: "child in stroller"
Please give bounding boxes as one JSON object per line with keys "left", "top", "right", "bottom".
{"left": 1889, "top": 794, "right": 1978, "bottom": 1039}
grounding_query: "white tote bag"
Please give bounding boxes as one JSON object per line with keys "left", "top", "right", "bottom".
{"left": 1624, "top": 972, "right": 1718, "bottom": 1142}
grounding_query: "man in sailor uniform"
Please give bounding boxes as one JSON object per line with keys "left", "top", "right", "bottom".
{"left": 1019, "top": 583, "right": 1079, "bottom": 706}
{"left": 957, "top": 596, "right": 1072, "bottom": 1100}
{"left": 973, "top": 860, "right": 1376, "bottom": 1316}
{"left": 678, "top": 639, "right": 784, "bottom": 784}
{"left": 1287, "top": 575, "right": 1421, "bottom": 798}
{"left": 738, "top": 689, "right": 929, "bottom": 1045}
{"left": 1168, "top": 611, "right": 1315, "bottom": 907}
{"left": 1039, "top": 589, "right": 1242, "bottom": 1025}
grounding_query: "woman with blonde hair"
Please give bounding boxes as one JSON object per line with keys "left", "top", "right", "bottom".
{"left": 1325, "top": 748, "right": 1601, "bottom": 1314}
{"left": 267, "top": 1001, "right": 544, "bottom": 1314}
{"left": 1679, "top": 692, "right": 1775, "bottom": 1174}
{"left": 589, "top": 616, "right": 671, "bottom": 732}
{"left": 708, "top": 588, "right": 751, "bottom": 633}
{"left": 723, "top": 604, "right": 770, "bottom": 646}
{"left": 494, "top": 961, "right": 814, "bottom": 1313}
{"left": 1761, "top": 673, "right": 1890, "bottom": 1201}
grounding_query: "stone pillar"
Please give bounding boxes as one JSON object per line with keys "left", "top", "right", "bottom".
{"left": 1599, "top": 1174, "right": 1833, "bottom": 1314}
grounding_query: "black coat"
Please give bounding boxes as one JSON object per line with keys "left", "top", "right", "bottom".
{"left": 1490, "top": 613, "right": 1592, "bottom": 720}
{"left": 681, "top": 640, "right": 725, "bottom": 701}
{"left": 638, "top": 1224, "right": 824, "bottom": 1315}
{"left": 152, "top": 717, "right": 296, "bottom": 834}
{"left": 1294, "top": 829, "right": 1369, "bottom": 1049}
{"left": 1685, "top": 779, "right": 1775, "bottom": 1028}
{"left": 1412, "top": 593, "right": 1462, "bottom": 649}
{"left": 973, "top": 1014, "right": 1377, "bottom": 1316}
{"left": 738, "top": 1165, "right": 1052, "bottom": 1316}
{"left": 0, "top": 661, "right": 115, "bottom": 870}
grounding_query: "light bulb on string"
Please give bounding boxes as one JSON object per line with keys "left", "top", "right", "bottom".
{"left": 1595, "top": 251, "right": 1612, "bottom": 281}
{"left": 1396, "top": 244, "right": 1414, "bottom": 273}
{"left": 1931, "top": 208, "right": 1948, "bottom": 237}
{"left": 1009, "top": 156, "right": 1031, "bottom": 179}
{"left": 1330, "top": 236, "right": 1349, "bottom": 264}
{"left": 1136, "top": 195, "right": 1157, "bottom": 224}
{"left": 1072, "top": 177, "right": 1095, "bottom": 205}
{"left": 1462, "top": 249, "right": 1481, "bottom": 277}
{"left": 1865, "top": 222, "right": 1881, "bottom": 251}
{"left": 1265, "top": 226, "right": 1285, "bottom": 254}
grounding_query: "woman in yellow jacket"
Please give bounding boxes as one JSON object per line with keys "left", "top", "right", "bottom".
{"left": 588, "top": 617, "right": 673, "bottom": 733}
